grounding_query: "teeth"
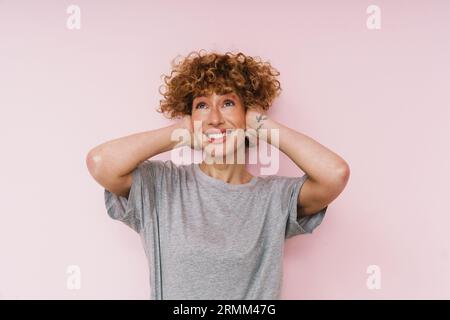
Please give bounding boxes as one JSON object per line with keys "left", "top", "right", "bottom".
{"left": 208, "top": 133, "right": 224, "bottom": 139}
{"left": 205, "top": 130, "right": 232, "bottom": 139}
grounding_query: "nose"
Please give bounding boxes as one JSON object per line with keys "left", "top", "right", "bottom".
{"left": 207, "top": 106, "right": 225, "bottom": 126}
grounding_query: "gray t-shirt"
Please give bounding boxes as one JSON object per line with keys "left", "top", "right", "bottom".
{"left": 104, "top": 159, "right": 327, "bottom": 299}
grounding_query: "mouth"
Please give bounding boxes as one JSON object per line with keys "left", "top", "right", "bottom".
{"left": 204, "top": 129, "right": 233, "bottom": 144}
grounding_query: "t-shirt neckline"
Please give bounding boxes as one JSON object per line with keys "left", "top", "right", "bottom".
{"left": 192, "top": 162, "right": 259, "bottom": 190}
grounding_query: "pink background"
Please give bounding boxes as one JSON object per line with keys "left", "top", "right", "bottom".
{"left": 1, "top": 0, "right": 449, "bottom": 299}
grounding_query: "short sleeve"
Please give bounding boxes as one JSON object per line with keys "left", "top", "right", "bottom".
{"left": 104, "top": 160, "right": 159, "bottom": 233}
{"left": 284, "top": 174, "right": 327, "bottom": 239}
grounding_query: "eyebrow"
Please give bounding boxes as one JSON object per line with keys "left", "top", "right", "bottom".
{"left": 194, "top": 93, "right": 237, "bottom": 101}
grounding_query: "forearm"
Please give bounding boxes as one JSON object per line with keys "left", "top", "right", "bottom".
{"left": 86, "top": 122, "right": 183, "bottom": 179}
{"left": 263, "top": 117, "right": 349, "bottom": 184}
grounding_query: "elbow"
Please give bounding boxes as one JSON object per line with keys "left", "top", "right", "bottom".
{"left": 322, "top": 162, "right": 350, "bottom": 201}
{"left": 86, "top": 149, "right": 103, "bottom": 180}
{"left": 335, "top": 161, "right": 350, "bottom": 188}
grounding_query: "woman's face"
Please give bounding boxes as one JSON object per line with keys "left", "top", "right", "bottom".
{"left": 191, "top": 91, "right": 247, "bottom": 161}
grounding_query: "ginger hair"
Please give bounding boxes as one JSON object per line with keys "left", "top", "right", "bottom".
{"left": 157, "top": 50, "right": 282, "bottom": 119}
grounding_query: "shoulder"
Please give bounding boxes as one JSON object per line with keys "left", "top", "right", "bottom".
{"left": 252, "top": 175, "right": 289, "bottom": 196}
{"left": 137, "top": 159, "right": 191, "bottom": 182}
{"left": 259, "top": 174, "right": 307, "bottom": 189}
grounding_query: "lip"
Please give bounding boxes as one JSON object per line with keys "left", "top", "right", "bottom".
{"left": 204, "top": 128, "right": 227, "bottom": 135}
{"left": 203, "top": 128, "right": 233, "bottom": 144}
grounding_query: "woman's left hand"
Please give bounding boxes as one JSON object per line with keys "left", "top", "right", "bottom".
{"left": 245, "top": 105, "right": 270, "bottom": 146}
{"left": 245, "top": 105, "right": 268, "bottom": 133}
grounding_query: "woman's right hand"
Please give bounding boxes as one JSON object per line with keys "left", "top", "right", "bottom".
{"left": 180, "top": 114, "right": 198, "bottom": 150}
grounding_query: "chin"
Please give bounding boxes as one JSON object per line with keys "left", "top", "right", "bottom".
{"left": 202, "top": 141, "right": 246, "bottom": 164}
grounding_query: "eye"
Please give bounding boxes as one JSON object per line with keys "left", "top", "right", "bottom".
{"left": 195, "top": 102, "right": 207, "bottom": 109}
{"left": 223, "top": 100, "right": 235, "bottom": 107}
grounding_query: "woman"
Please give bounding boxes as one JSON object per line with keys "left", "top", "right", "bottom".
{"left": 86, "top": 50, "right": 350, "bottom": 300}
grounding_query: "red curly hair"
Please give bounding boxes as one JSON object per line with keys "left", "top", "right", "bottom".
{"left": 157, "top": 50, "right": 282, "bottom": 119}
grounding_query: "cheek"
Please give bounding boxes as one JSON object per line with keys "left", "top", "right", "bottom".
{"left": 191, "top": 113, "right": 206, "bottom": 125}
{"left": 231, "top": 109, "right": 246, "bottom": 127}
{"left": 224, "top": 111, "right": 244, "bottom": 123}
{"left": 190, "top": 117, "right": 202, "bottom": 131}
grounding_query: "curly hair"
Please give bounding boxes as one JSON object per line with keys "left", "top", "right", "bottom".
{"left": 157, "top": 50, "right": 282, "bottom": 119}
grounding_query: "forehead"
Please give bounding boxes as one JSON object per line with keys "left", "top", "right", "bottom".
{"left": 193, "top": 91, "right": 239, "bottom": 101}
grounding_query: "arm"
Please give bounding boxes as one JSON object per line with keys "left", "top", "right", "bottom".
{"left": 246, "top": 109, "right": 350, "bottom": 218}
{"left": 86, "top": 118, "right": 191, "bottom": 198}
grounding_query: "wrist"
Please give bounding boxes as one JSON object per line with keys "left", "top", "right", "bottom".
{"left": 251, "top": 114, "right": 278, "bottom": 143}
{"left": 167, "top": 121, "right": 190, "bottom": 149}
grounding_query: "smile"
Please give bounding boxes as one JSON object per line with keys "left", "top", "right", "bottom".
{"left": 204, "top": 129, "right": 233, "bottom": 144}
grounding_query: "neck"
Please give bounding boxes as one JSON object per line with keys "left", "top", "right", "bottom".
{"left": 199, "top": 162, "right": 254, "bottom": 185}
